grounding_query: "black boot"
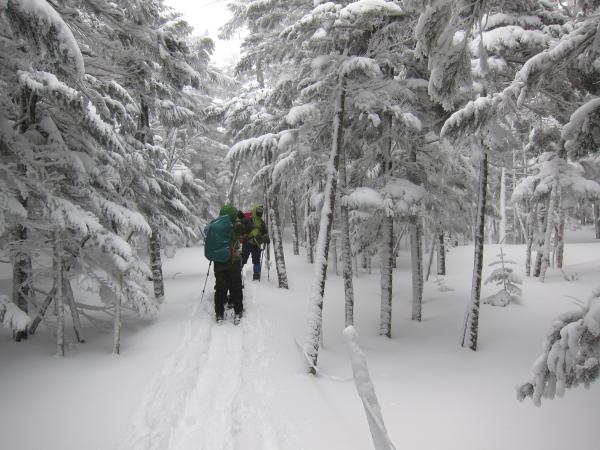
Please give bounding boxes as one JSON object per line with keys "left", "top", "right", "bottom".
{"left": 253, "top": 272, "right": 260, "bottom": 281}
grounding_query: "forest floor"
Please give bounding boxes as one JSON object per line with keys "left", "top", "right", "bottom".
{"left": 1, "top": 227, "right": 599, "bottom": 450}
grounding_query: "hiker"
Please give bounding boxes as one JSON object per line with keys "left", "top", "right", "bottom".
{"left": 242, "top": 204, "right": 270, "bottom": 281}
{"left": 207, "top": 203, "right": 251, "bottom": 325}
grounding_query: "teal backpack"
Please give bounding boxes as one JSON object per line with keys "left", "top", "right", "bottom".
{"left": 204, "top": 215, "right": 233, "bottom": 263}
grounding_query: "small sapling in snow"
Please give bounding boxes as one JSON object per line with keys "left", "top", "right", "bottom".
{"left": 483, "top": 247, "right": 522, "bottom": 307}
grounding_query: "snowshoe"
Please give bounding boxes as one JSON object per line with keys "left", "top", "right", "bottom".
{"left": 233, "top": 313, "right": 242, "bottom": 326}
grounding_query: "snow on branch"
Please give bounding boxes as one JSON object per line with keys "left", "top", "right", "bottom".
{"left": 341, "top": 187, "right": 384, "bottom": 210}
{"left": 339, "top": 56, "right": 381, "bottom": 79}
{"left": 6, "top": 0, "right": 85, "bottom": 75}
{"left": 470, "top": 26, "right": 548, "bottom": 55}
{"left": 227, "top": 131, "right": 290, "bottom": 162}
{"left": 441, "top": 91, "right": 514, "bottom": 137}
{"left": 382, "top": 178, "right": 426, "bottom": 214}
{"left": 517, "top": 287, "right": 600, "bottom": 406}
{"left": 0, "top": 295, "right": 31, "bottom": 332}
{"left": 442, "top": 21, "right": 597, "bottom": 136}
{"left": 514, "top": 22, "right": 595, "bottom": 106}
{"left": 272, "top": 150, "right": 297, "bottom": 183}
{"left": 157, "top": 100, "right": 196, "bottom": 127}
{"left": 338, "top": 0, "right": 403, "bottom": 21}
{"left": 286, "top": 104, "right": 320, "bottom": 125}
{"left": 563, "top": 97, "right": 600, "bottom": 155}
{"left": 91, "top": 195, "right": 152, "bottom": 236}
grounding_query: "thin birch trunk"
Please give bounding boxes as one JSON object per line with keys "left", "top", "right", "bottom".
{"left": 305, "top": 196, "right": 314, "bottom": 264}
{"left": 291, "top": 196, "right": 300, "bottom": 255}
{"left": 425, "top": 237, "right": 436, "bottom": 282}
{"left": 304, "top": 85, "right": 345, "bottom": 374}
{"left": 540, "top": 180, "right": 559, "bottom": 282}
{"left": 461, "top": 151, "right": 488, "bottom": 351}
{"left": 379, "top": 213, "right": 394, "bottom": 337}
{"left": 55, "top": 229, "right": 65, "bottom": 357}
{"left": 149, "top": 224, "right": 164, "bottom": 302}
{"left": 437, "top": 229, "right": 446, "bottom": 275}
{"left": 410, "top": 217, "right": 423, "bottom": 322}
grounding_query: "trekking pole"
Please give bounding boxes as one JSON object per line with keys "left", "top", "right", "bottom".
{"left": 258, "top": 245, "right": 265, "bottom": 282}
{"left": 200, "top": 261, "right": 212, "bottom": 303}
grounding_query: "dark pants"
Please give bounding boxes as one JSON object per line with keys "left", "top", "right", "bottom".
{"left": 242, "top": 242, "right": 262, "bottom": 274}
{"left": 214, "top": 260, "right": 243, "bottom": 317}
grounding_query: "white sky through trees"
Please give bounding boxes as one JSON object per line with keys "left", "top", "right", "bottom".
{"left": 165, "top": 0, "right": 241, "bottom": 67}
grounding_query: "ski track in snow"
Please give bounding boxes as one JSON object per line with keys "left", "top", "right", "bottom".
{"left": 118, "top": 273, "right": 293, "bottom": 450}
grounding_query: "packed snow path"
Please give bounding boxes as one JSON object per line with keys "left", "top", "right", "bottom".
{"left": 119, "top": 274, "right": 286, "bottom": 450}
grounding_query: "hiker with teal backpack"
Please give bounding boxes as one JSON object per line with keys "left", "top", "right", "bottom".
{"left": 204, "top": 203, "right": 251, "bottom": 325}
{"left": 242, "top": 204, "right": 270, "bottom": 281}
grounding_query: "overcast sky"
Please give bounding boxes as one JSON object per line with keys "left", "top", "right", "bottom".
{"left": 165, "top": 0, "right": 242, "bottom": 67}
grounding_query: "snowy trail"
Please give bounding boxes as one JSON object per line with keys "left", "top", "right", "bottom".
{"left": 118, "top": 272, "right": 293, "bottom": 450}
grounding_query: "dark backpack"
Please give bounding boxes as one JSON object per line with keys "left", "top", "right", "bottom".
{"left": 204, "top": 215, "right": 233, "bottom": 263}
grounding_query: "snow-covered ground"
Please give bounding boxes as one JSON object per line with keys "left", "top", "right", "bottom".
{"left": 1, "top": 228, "right": 599, "bottom": 450}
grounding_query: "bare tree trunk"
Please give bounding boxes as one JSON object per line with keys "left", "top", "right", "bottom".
{"left": 64, "top": 279, "right": 84, "bottom": 343}
{"left": 594, "top": 201, "right": 600, "bottom": 239}
{"left": 12, "top": 225, "right": 30, "bottom": 342}
{"left": 379, "top": 213, "right": 394, "bottom": 337}
{"left": 556, "top": 190, "right": 565, "bottom": 269}
{"left": 55, "top": 230, "right": 65, "bottom": 357}
{"left": 437, "top": 229, "right": 446, "bottom": 275}
{"left": 304, "top": 85, "right": 345, "bottom": 374}
{"left": 410, "top": 217, "right": 423, "bottom": 321}
{"left": 540, "top": 180, "right": 559, "bottom": 282}
{"left": 499, "top": 167, "right": 507, "bottom": 243}
{"left": 425, "top": 237, "right": 436, "bottom": 282}
{"left": 227, "top": 160, "right": 242, "bottom": 204}
{"left": 338, "top": 118, "right": 355, "bottom": 327}
{"left": 331, "top": 232, "right": 338, "bottom": 276}
{"left": 291, "top": 196, "right": 300, "bottom": 255}
{"left": 461, "top": 151, "right": 488, "bottom": 351}
{"left": 269, "top": 189, "right": 289, "bottom": 289}
{"left": 533, "top": 195, "right": 550, "bottom": 277}
{"left": 525, "top": 203, "right": 537, "bottom": 277}
{"left": 28, "top": 284, "right": 56, "bottom": 335}
{"left": 149, "top": 224, "right": 165, "bottom": 302}
{"left": 113, "top": 274, "right": 123, "bottom": 355}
